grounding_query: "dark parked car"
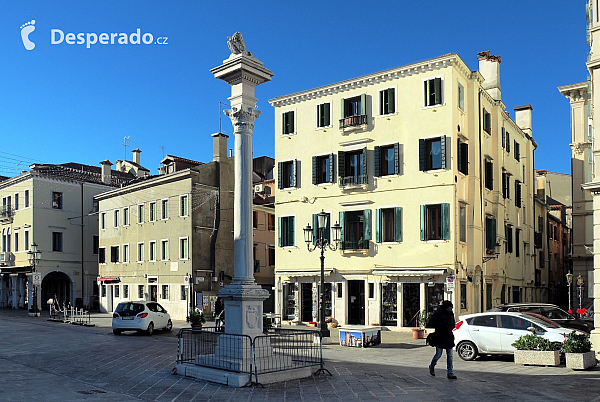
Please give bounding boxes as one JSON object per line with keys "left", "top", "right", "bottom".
{"left": 489, "top": 303, "right": 593, "bottom": 333}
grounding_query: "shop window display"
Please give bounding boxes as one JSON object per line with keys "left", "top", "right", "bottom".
{"left": 381, "top": 283, "right": 397, "bottom": 326}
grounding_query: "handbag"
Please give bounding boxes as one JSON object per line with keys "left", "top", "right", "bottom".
{"left": 426, "top": 332, "right": 438, "bottom": 347}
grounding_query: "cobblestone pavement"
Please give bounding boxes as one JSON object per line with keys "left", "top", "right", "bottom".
{"left": 0, "top": 309, "right": 599, "bottom": 401}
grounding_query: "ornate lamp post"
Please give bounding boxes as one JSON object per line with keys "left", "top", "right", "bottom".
{"left": 303, "top": 210, "right": 341, "bottom": 339}
{"left": 27, "top": 243, "right": 41, "bottom": 315}
{"left": 576, "top": 274, "right": 584, "bottom": 313}
{"left": 566, "top": 271, "right": 573, "bottom": 313}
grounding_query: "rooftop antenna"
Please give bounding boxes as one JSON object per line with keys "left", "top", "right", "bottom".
{"left": 160, "top": 145, "right": 165, "bottom": 159}
{"left": 123, "top": 136, "right": 131, "bottom": 160}
{"left": 219, "top": 101, "right": 230, "bottom": 134}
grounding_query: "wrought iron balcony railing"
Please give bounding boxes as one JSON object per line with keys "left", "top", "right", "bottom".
{"left": 339, "top": 114, "right": 367, "bottom": 129}
{"left": 339, "top": 174, "right": 368, "bottom": 187}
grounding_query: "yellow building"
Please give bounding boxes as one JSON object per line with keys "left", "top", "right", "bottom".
{"left": 269, "top": 52, "right": 538, "bottom": 328}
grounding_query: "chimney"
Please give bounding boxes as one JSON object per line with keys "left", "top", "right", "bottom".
{"left": 477, "top": 50, "right": 502, "bottom": 101}
{"left": 100, "top": 160, "right": 113, "bottom": 185}
{"left": 132, "top": 149, "right": 141, "bottom": 165}
{"left": 212, "top": 132, "right": 229, "bottom": 162}
{"left": 537, "top": 175, "right": 546, "bottom": 200}
{"left": 514, "top": 105, "right": 533, "bottom": 136}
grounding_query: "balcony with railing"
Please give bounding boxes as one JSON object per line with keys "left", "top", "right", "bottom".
{"left": 339, "top": 174, "right": 368, "bottom": 188}
{"left": 339, "top": 114, "right": 367, "bottom": 130}
{"left": 341, "top": 239, "right": 369, "bottom": 255}
{"left": 0, "top": 206, "right": 15, "bottom": 224}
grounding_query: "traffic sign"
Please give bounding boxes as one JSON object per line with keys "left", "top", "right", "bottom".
{"left": 219, "top": 281, "right": 224, "bottom": 288}
{"left": 184, "top": 275, "right": 189, "bottom": 284}
{"left": 32, "top": 273, "right": 42, "bottom": 286}
{"left": 446, "top": 275, "right": 455, "bottom": 291}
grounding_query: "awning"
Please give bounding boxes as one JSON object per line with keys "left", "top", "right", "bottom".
{"left": 97, "top": 276, "right": 121, "bottom": 283}
{"left": 276, "top": 269, "right": 334, "bottom": 278}
{"left": 371, "top": 268, "right": 448, "bottom": 277}
{"left": 0, "top": 265, "right": 34, "bottom": 274}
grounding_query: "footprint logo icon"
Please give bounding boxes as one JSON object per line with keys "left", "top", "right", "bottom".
{"left": 20, "top": 20, "right": 36, "bottom": 50}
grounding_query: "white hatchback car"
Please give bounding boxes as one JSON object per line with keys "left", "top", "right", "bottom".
{"left": 454, "top": 311, "right": 574, "bottom": 361}
{"left": 112, "top": 301, "right": 172, "bottom": 336}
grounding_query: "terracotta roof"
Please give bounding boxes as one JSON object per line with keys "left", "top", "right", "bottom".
{"left": 161, "top": 155, "right": 203, "bottom": 166}
{"left": 30, "top": 162, "right": 136, "bottom": 187}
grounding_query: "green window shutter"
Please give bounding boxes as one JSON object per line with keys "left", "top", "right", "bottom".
{"left": 289, "top": 111, "right": 294, "bottom": 133}
{"left": 312, "top": 214, "right": 318, "bottom": 245}
{"left": 329, "top": 153, "right": 334, "bottom": 183}
{"left": 424, "top": 80, "right": 429, "bottom": 106}
{"left": 362, "top": 147, "right": 368, "bottom": 177}
{"left": 278, "top": 217, "right": 282, "bottom": 247}
{"left": 363, "top": 209, "right": 372, "bottom": 241}
{"left": 282, "top": 113, "right": 287, "bottom": 134}
{"left": 338, "top": 151, "right": 346, "bottom": 183}
{"left": 341, "top": 98, "right": 346, "bottom": 119}
{"left": 440, "top": 135, "right": 447, "bottom": 169}
{"left": 506, "top": 132, "right": 511, "bottom": 153}
{"left": 394, "top": 207, "right": 402, "bottom": 242}
{"left": 312, "top": 156, "right": 317, "bottom": 185}
{"left": 291, "top": 160, "right": 297, "bottom": 187}
{"left": 379, "top": 90, "right": 384, "bottom": 115}
{"left": 461, "top": 142, "right": 468, "bottom": 175}
{"left": 441, "top": 203, "right": 450, "bottom": 240}
{"left": 360, "top": 93, "right": 366, "bottom": 116}
{"left": 324, "top": 103, "right": 330, "bottom": 127}
{"left": 277, "top": 162, "right": 283, "bottom": 189}
{"left": 375, "top": 209, "right": 381, "bottom": 243}
{"left": 485, "top": 112, "right": 491, "bottom": 133}
{"left": 502, "top": 127, "right": 506, "bottom": 148}
{"left": 339, "top": 211, "right": 345, "bottom": 250}
{"left": 324, "top": 213, "right": 331, "bottom": 242}
{"left": 317, "top": 105, "right": 322, "bottom": 127}
{"left": 389, "top": 88, "right": 395, "bottom": 114}
{"left": 420, "top": 205, "right": 427, "bottom": 241}
{"left": 374, "top": 146, "right": 381, "bottom": 177}
{"left": 457, "top": 139, "right": 462, "bottom": 173}
{"left": 419, "top": 139, "right": 426, "bottom": 171}
{"left": 434, "top": 78, "right": 442, "bottom": 105}
{"left": 289, "top": 216, "right": 295, "bottom": 246}
{"left": 394, "top": 143, "right": 400, "bottom": 175}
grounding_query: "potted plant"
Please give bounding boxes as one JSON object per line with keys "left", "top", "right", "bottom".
{"left": 188, "top": 308, "right": 205, "bottom": 330}
{"left": 564, "top": 332, "right": 597, "bottom": 370}
{"left": 412, "top": 309, "right": 431, "bottom": 339}
{"left": 512, "top": 333, "right": 561, "bottom": 366}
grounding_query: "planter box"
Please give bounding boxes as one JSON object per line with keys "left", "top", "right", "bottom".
{"left": 514, "top": 350, "right": 560, "bottom": 366}
{"left": 566, "top": 351, "right": 597, "bottom": 370}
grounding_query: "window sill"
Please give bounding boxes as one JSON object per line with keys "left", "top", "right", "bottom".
{"left": 279, "top": 187, "right": 299, "bottom": 191}
{"left": 376, "top": 112, "right": 398, "bottom": 119}
{"left": 315, "top": 125, "right": 332, "bottom": 130}
{"left": 280, "top": 246, "right": 296, "bottom": 250}
{"left": 422, "top": 103, "right": 445, "bottom": 110}
{"left": 340, "top": 124, "right": 367, "bottom": 134}
{"left": 315, "top": 182, "right": 334, "bottom": 186}
{"left": 281, "top": 132, "right": 297, "bottom": 137}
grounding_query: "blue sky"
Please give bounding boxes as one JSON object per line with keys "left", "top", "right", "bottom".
{"left": 0, "top": 1, "right": 588, "bottom": 176}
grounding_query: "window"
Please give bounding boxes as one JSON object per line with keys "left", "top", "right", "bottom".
{"left": 515, "top": 181, "right": 522, "bottom": 208}
{"left": 52, "top": 192, "right": 63, "bottom": 209}
{"left": 149, "top": 202, "right": 156, "bottom": 221}
{"left": 93, "top": 235, "right": 99, "bottom": 254}
{"left": 312, "top": 154, "right": 334, "bottom": 184}
{"left": 123, "top": 285, "right": 129, "bottom": 299}
{"left": 14, "top": 232, "right": 19, "bottom": 252}
{"left": 457, "top": 139, "right": 468, "bottom": 175}
{"left": 114, "top": 210, "right": 119, "bottom": 227}
{"left": 138, "top": 204, "right": 144, "bottom": 223}
{"left": 469, "top": 315, "right": 497, "bottom": 327}
{"left": 424, "top": 77, "right": 443, "bottom": 107}
{"left": 459, "top": 205, "right": 466, "bottom": 243}
{"left": 486, "top": 217, "right": 497, "bottom": 251}
{"left": 514, "top": 141, "right": 520, "bottom": 161}
{"left": 316, "top": 102, "right": 331, "bottom": 128}
{"left": 138, "top": 285, "right": 144, "bottom": 299}
{"left": 100, "top": 213, "right": 106, "bottom": 230}
{"left": 180, "top": 195, "right": 188, "bottom": 217}
{"left": 277, "top": 160, "right": 297, "bottom": 189}
{"left": 180, "top": 285, "right": 187, "bottom": 301}
{"left": 179, "top": 237, "right": 188, "bottom": 260}
{"left": 161, "top": 199, "right": 169, "bottom": 220}
{"left": 502, "top": 171, "right": 510, "bottom": 199}
{"left": 379, "top": 88, "right": 395, "bottom": 115}
{"left": 282, "top": 110, "right": 295, "bottom": 135}
{"left": 123, "top": 244, "right": 130, "bottom": 263}
{"left": 115, "top": 285, "right": 120, "bottom": 298}
{"left": 375, "top": 144, "right": 399, "bottom": 176}
{"left": 268, "top": 214, "right": 275, "bottom": 231}
{"left": 24, "top": 190, "right": 29, "bottom": 207}
{"left": 278, "top": 216, "right": 295, "bottom": 247}
{"left": 483, "top": 109, "right": 492, "bottom": 134}
{"left": 101, "top": 285, "right": 106, "bottom": 297}
{"left": 253, "top": 210, "right": 258, "bottom": 228}
{"left": 516, "top": 229, "right": 521, "bottom": 258}
{"left": 420, "top": 204, "right": 450, "bottom": 241}
{"left": 339, "top": 209, "right": 372, "bottom": 250}
{"left": 368, "top": 283, "right": 375, "bottom": 299}
{"left": 268, "top": 246, "right": 275, "bottom": 266}
{"left": 375, "top": 207, "right": 402, "bottom": 243}
{"left": 460, "top": 283, "right": 467, "bottom": 309}
{"left": 457, "top": 82, "right": 465, "bottom": 111}
{"left": 110, "top": 245, "right": 119, "bottom": 263}
{"left": 14, "top": 194, "right": 19, "bottom": 210}
{"left": 505, "top": 225, "right": 513, "bottom": 253}
{"left": 485, "top": 159, "right": 493, "bottom": 190}
{"left": 99, "top": 247, "right": 106, "bottom": 264}
{"left": 162, "top": 285, "right": 169, "bottom": 300}
{"left": 24, "top": 230, "right": 29, "bottom": 250}
{"left": 340, "top": 94, "right": 366, "bottom": 128}
{"left": 52, "top": 232, "right": 63, "bottom": 252}
{"left": 149, "top": 241, "right": 157, "bottom": 261}
{"left": 123, "top": 207, "right": 129, "bottom": 226}
{"left": 161, "top": 240, "right": 169, "bottom": 260}
{"left": 338, "top": 148, "right": 367, "bottom": 186}
{"left": 137, "top": 242, "right": 145, "bottom": 262}
{"left": 419, "top": 136, "right": 446, "bottom": 171}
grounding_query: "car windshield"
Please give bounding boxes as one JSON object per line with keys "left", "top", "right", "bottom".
{"left": 115, "top": 302, "right": 145, "bottom": 316}
{"left": 522, "top": 315, "right": 556, "bottom": 329}
{"left": 540, "top": 306, "right": 573, "bottom": 320}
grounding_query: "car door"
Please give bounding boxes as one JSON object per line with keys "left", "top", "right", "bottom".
{"left": 467, "top": 315, "right": 501, "bottom": 353}
{"left": 155, "top": 303, "right": 168, "bottom": 328}
{"left": 499, "top": 315, "right": 542, "bottom": 352}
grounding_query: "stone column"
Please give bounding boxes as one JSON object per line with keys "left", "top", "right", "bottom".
{"left": 211, "top": 33, "right": 273, "bottom": 337}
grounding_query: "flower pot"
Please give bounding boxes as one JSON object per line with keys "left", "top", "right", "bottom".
{"left": 514, "top": 350, "right": 560, "bottom": 366}
{"left": 412, "top": 328, "right": 425, "bottom": 339}
{"left": 191, "top": 323, "right": 203, "bottom": 330}
{"left": 566, "top": 351, "right": 597, "bottom": 370}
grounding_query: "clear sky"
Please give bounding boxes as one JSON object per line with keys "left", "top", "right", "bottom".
{"left": 0, "top": 1, "right": 588, "bottom": 177}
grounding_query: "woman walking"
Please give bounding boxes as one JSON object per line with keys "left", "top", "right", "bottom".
{"left": 428, "top": 300, "right": 457, "bottom": 379}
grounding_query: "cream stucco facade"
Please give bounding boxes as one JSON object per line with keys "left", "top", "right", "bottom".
{"left": 270, "top": 52, "right": 538, "bottom": 328}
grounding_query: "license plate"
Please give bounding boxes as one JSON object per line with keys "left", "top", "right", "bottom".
{"left": 122, "top": 317, "right": 134, "bottom": 320}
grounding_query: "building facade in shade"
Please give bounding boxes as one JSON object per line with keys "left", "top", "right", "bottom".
{"left": 269, "top": 52, "right": 538, "bottom": 328}
{"left": 95, "top": 133, "right": 234, "bottom": 320}
{"left": 0, "top": 161, "right": 137, "bottom": 311}
{"left": 253, "top": 178, "right": 276, "bottom": 313}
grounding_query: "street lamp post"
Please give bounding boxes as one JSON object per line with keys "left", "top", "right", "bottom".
{"left": 566, "top": 271, "right": 573, "bottom": 313}
{"left": 27, "top": 243, "right": 41, "bottom": 316}
{"left": 576, "top": 274, "right": 584, "bottom": 313}
{"left": 303, "top": 210, "right": 341, "bottom": 339}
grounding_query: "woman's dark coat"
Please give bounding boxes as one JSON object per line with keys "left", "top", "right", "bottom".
{"left": 428, "top": 308, "right": 456, "bottom": 349}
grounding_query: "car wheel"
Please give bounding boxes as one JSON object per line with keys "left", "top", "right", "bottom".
{"left": 457, "top": 341, "right": 478, "bottom": 361}
{"left": 165, "top": 319, "right": 173, "bottom": 331}
{"left": 113, "top": 329, "right": 121, "bottom": 335}
{"left": 146, "top": 322, "right": 154, "bottom": 336}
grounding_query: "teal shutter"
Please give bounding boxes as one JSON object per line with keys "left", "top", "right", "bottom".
{"left": 440, "top": 135, "right": 447, "bottom": 169}
{"left": 389, "top": 88, "right": 395, "bottom": 114}
{"left": 434, "top": 78, "right": 442, "bottom": 105}
{"left": 360, "top": 93, "right": 366, "bottom": 116}
{"left": 374, "top": 146, "right": 381, "bottom": 177}
{"left": 338, "top": 151, "right": 346, "bottom": 183}
{"left": 394, "top": 143, "right": 400, "bottom": 174}
{"left": 317, "top": 105, "right": 322, "bottom": 127}
{"left": 424, "top": 80, "right": 429, "bottom": 106}
{"left": 277, "top": 162, "right": 283, "bottom": 189}
{"left": 419, "top": 139, "right": 426, "bottom": 171}
{"left": 394, "top": 207, "right": 402, "bottom": 242}
{"left": 420, "top": 205, "right": 427, "bottom": 240}
{"left": 312, "top": 214, "right": 318, "bottom": 245}
{"left": 375, "top": 209, "right": 381, "bottom": 243}
{"left": 289, "top": 111, "right": 294, "bottom": 133}
{"left": 339, "top": 211, "right": 346, "bottom": 250}
{"left": 329, "top": 153, "right": 334, "bottom": 183}
{"left": 506, "top": 132, "right": 511, "bottom": 152}
{"left": 502, "top": 127, "right": 506, "bottom": 148}
{"left": 341, "top": 98, "right": 346, "bottom": 119}
{"left": 312, "top": 156, "right": 317, "bottom": 185}
{"left": 291, "top": 160, "right": 297, "bottom": 187}
{"left": 363, "top": 209, "right": 372, "bottom": 241}
{"left": 278, "top": 217, "right": 282, "bottom": 247}
{"left": 379, "top": 90, "right": 384, "bottom": 115}
{"left": 441, "top": 203, "right": 450, "bottom": 240}
{"left": 362, "top": 147, "right": 368, "bottom": 178}
{"left": 324, "top": 103, "right": 330, "bottom": 127}
{"left": 289, "top": 217, "right": 295, "bottom": 246}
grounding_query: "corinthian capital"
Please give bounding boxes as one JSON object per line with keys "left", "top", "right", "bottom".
{"left": 225, "top": 107, "right": 261, "bottom": 133}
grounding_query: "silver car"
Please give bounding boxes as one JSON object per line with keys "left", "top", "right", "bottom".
{"left": 112, "top": 301, "right": 172, "bottom": 335}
